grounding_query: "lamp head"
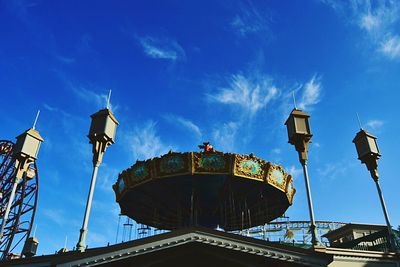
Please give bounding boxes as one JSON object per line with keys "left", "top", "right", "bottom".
{"left": 284, "top": 109, "right": 312, "bottom": 145}
{"left": 13, "top": 128, "right": 44, "bottom": 160}
{"left": 353, "top": 129, "right": 380, "bottom": 162}
{"left": 88, "top": 108, "right": 119, "bottom": 145}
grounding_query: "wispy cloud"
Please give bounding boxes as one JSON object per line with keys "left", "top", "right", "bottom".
{"left": 271, "top": 148, "right": 281, "bottom": 154}
{"left": 43, "top": 103, "right": 73, "bottom": 117}
{"left": 318, "top": 0, "right": 343, "bottom": 12}
{"left": 71, "top": 85, "right": 107, "bottom": 108}
{"left": 68, "top": 83, "right": 118, "bottom": 111}
{"left": 279, "top": 74, "right": 322, "bottom": 125}
{"left": 97, "top": 163, "right": 120, "bottom": 192}
{"left": 87, "top": 231, "right": 108, "bottom": 245}
{"left": 286, "top": 165, "right": 302, "bottom": 180}
{"left": 207, "top": 71, "right": 321, "bottom": 152}
{"left": 317, "top": 161, "right": 348, "bottom": 181}
{"left": 43, "top": 103, "right": 58, "bottom": 112}
{"left": 321, "top": 0, "right": 400, "bottom": 60}
{"left": 360, "top": 12, "right": 381, "bottom": 33}
{"left": 212, "top": 121, "right": 239, "bottom": 152}
{"left": 298, "top": 75, "right": 322, "bottom": 110}
{"left": 56, "top": 55, "right": 75, "bottom": 64}
{"left": 124, "top": 121, "right": 173, "bottom": 160}
{"left": 208, "top": 74, "right": 278, "bottom": 117}
{"left": 365, "top": 119, "right": 384, "bottom": 130}
{"left": 380, "top": 35, "right": 400, "bottom": 59}
{"left": 138, "top": 36, "right": 186, "bottom": 61}
{"left": 163, "top": 114, "right": 202, "bottom": 139}
{"left": 43, "top": 209, "right": 65, "bottom": 226}
{"left": 357, "top": 1, "right": 399, "bottom": 34}
{"left": 43, "top": 208, "right": 79, "bottom": 227}
{"left": 230, "top": 1, "right": 271, "bottom": 37}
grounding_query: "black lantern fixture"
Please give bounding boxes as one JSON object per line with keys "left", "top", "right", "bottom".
{"left": 22, "top": 237, "right": 39, "bottom": 258}
{"left": 285, "top": 109, "right": 312, "bottom": 163}
{"left": 285, "top": 108, "right": 320, "bottom": 247}
{"left": 353, "top": 128, "right": 398, "bottom": 252}
{"left": 353, "top": 130, "right": 380, "bottom": 179}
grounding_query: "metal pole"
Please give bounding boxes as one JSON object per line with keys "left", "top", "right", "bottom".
{"left": 76, "top": 161, "right": 100, "bottom": 252}
{"left": 374, "top": 179, "right": 398, "bottom": 251}
{"left": 301, "top": 160, "right": 320, "bottom": 246}
{"left": 0, "top": 176, "right": 21, "bottom": 242}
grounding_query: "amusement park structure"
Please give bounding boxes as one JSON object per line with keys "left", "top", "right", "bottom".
{"left": 114, "top": 214, "right": 346, "bottom": 246}
{"left": 0, "top": 140, "right": 39, "bottom": 259}
{"left": 0, "top": 121, "right": 43, "bottom": 260}
{"left": 0, "top": 100, "right": 399, "bottom": 266}
{"left": 113, "top": 150, "right": 296, "bottom": 231}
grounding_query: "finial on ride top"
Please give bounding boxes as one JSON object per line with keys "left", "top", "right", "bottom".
{"left": 198, "top": 142, "right": 215, "bottom": 152}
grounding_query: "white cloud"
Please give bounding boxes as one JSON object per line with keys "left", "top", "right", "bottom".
{"left": 69, "top": 84, "right": 118, "bottom": 111}
{"left": 42, "top": 208, "right": 80, "bottom": 227}
{"left": 321, "top": 0, "right": 400, "bottom": 59}
{"left": 97, "top": 164, "right": 120, "bottom": 192}
{"left": 380, "top": 35, "right": 400, "bottom": 59}
{"left": 271, "top": 148, "right": 281, "bottom": 154}
{"left": 360, "top": 13, "right": 381, "bottom": 32}
{"left": 230, "top": 1, "right": 270, "bottom": 37}
{"left": 163, "top": 114, "right": 202, "bottom": 138}
{"left": 43, "top": 209, "right": 65, "bottom": 226}
{"left": 87, "top": 231, "right": 108, "bottom": 246}
{"left": 205, "top": 72, "right": 279, "bottom": 153}
{"left": 298, "top": 75, "right": 322, "bottom": 110}
{"left": 43, "top": 103, "right": 73, "bottom": 118}
{"left": 43, "top": 103, "right": 58, "bottom": 112}
{"left": 212, "top": 121, "right": 239, "bottom": 152}
{"left": 357, "top": 1, "right": 400, "bottom": 33}
{"left": 209, "top": 74, "right": 278, "bottom": 117}
{"left": 124, "top": 121, "right": 173, "bottom": 160}
{"left": 56, "top": 55, "right": 75, "bottom": 64}
{"left": 365, "top": 119, "right": 384, "bottom": 130}
{"left": 72, "top": 85, "right": 106, "bottom": 107}
{"left": 286, "top": 165, "right": 302, "bottom": 181}
{"left": 318, "top": 0, "right": 343, "bottom": 12}
{"left": 138, "top": 36, "right": 186, "bottom": 61}
{"left": 312, "top": 142, "right": 321, "bottom": 148}
{"left": 231, "top": 16, "right": 264, "bottom": 36}
{"left": 317, "top": 162, "right": 348, "bottom": 181}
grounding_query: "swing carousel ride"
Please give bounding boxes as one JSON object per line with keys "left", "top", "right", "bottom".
{"left": 113, "top": 143, "right": 296, "bottom": 232}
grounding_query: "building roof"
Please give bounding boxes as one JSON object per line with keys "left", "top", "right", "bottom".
{"left": 0, "top": 227, "right": 332, "bottom": 267}
{"left": 322, "top": 223, "right": 387, "bottom": 240}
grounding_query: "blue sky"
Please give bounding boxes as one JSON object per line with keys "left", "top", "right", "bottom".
{"left": 1, "top": 0, "right": 400, "bottom": 255}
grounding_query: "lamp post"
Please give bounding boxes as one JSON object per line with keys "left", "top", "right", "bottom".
{"left": 285, "top": 108, "right": 320, "bottom": 247}
{"left": 76, "top": 107, "right": 118, "bottom": 252}
{"left": 0, "top": 127, "right": 43, "bottom": 242}
{"left": 353, "top": 129, "right": 398, "bottom": 252}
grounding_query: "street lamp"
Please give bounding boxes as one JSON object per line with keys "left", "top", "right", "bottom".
{"left": 76, "top": 105, "right": 119, "bottom": 252}
{"left": 285, "top": 108, "right": 321, "bottom": 247}
{"left": 0, "top": 113, "right": 44, "bottom": 243}
{"left": 353, "top": 129, "right": 398, "bottom": 252}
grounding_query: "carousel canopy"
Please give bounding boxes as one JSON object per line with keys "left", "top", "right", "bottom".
{"left": 113, "top": 148, "right": 295, "bottom": 231}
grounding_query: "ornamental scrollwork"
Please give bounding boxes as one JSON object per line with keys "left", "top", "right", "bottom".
{"left": 285, "top": 176, "right": 296, "bottom": 204}
{"left": 155, "top": 152, "right": 191, "bottom": 177}
{"left": 267, "top": 163, "right": 289, "bottom": 192}
{"left": 129, "top": 160, "right": 152, "bottom": 186}
{"left": 233, "top": 154, "right": 268, "bottom": 181}
{"left": 193, "top": 151, "right": 231, "bottom": 173}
